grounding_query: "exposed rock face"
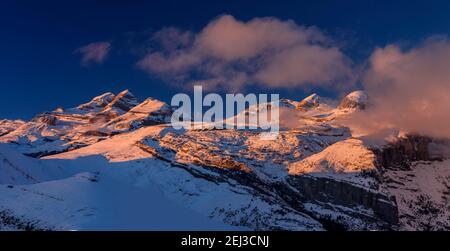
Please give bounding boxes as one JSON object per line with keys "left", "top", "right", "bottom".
{"left": 32, "top": 113, "right": 57, "bottom": 126}
{"left": 287, "top": 175, "right": 398, "bottom": 225}
{"left": 373, "top": 135, "right": 434, "bottom": 170}
{"left": 103, "top": 90, "right": 140, "bottom": 114}
{"left": 88, "top": 112, "right": 118, "bottom": 124}
{"left": 134, "top": 128, "right": 400, "bottom": 229}
{"left": 286, "top": 138, "right": 398, "bottom": 226}
{"left": 338, "top": 91, "right": 368, "bottom": 110}
{"left": 135, "top": 133, "right": 393, "bottom": 230}
{"left": 373, "top": 135, "right": 450, "bottom": 230}
{"left": 285, "top": 134, "right": 448, "bottom": 229}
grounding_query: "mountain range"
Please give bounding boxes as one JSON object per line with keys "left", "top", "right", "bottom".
{"left": 0, "top": 90, "right": 448, "bottom": 230}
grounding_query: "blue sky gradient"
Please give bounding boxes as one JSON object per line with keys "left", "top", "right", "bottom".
{"left": 1, "top": 0, "right": 450, "bottom": 119}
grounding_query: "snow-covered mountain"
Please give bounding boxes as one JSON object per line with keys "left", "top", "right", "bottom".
{"left": 0, "top": 90, "right": 448, "bottom": 231}
{"left": 338, "top": 90, "right": 368, "bottom": 110}
{"left": 296, "top": 93, "right": 321, "bottom": 111}
{"left": 0, "top": 90, "right": 172, "bottom": 157}
{"left": 0, "top": 119, "right": 25, "bottom": 137}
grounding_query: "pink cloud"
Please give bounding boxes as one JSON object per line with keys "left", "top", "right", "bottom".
{"left": 347, "top": 36, "right": 450, "bottom": 139}
{"left": 77, "top": 41, "right": 111, "bottom": 66}
{"left": 254, "top": 45, "right": 352, "bottom": 88}
{"left": 137, "top": 15, "right": 353, "bottom": 90}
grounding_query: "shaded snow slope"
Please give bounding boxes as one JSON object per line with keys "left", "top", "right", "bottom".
{"left": 0, "top": 172, "right": 239, "bottom": 230}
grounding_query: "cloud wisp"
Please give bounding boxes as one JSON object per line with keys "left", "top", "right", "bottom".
{"left": 137, "top": 15, "right": 354, "bottom": 91}
{"left": 76, "top": 41, "right": 111, "bottom": 66}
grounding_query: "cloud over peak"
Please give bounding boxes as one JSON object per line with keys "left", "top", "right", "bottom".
{"left": 352, "top": 36, "right": 450, "bottom": 138}
{"left": 137, "top": 15, "right": 353, "bottom": 90}
{"left": 77, "top": 41, "right": 111, "bottom": 66}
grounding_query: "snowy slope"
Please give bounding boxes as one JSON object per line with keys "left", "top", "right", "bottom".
{"left": 40, "top": 122, "right": 392, "bottom": 230}
{"left": 381, "top": 160, "right": 450, "bottom": 230}
{"left": 289, "top": 138, "right": 379, "bottom": 188}
{"left": 0, "top": 144, "right": 61, "bottom": 184}
{"left": 0, "top": 172, "right": 238, "bottom": 230}
{"left": 5, "top": 130, "right": 321, "bottom": 230}
{"left": 41, "top": 126, "right": 325, "bottom": 230}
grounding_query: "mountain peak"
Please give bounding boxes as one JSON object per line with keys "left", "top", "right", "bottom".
{"left": 77, "top": 92, "right": 116, "bottom": 111}
{"left": 130, "top": 97, "right": 170, "bottom": 113}
{"left": 103, "top": 97, "right": 172, "bottom": 132}
{"left": 102, "top": 89, "right": 140, "bottom": 114}
{"left": 297, "top": 93, "right": 320, "bottom": 111}
{"left": 117, "top": 89, "right": 134, "bottom": 97}
{"left": 338, "top": 90, "right": 368, "bottom": 110}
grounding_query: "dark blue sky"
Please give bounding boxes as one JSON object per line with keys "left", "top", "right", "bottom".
{"left": 1, "top": 0, "right": 450, "bottom": 119}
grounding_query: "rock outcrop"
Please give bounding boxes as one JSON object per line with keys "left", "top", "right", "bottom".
{"left": 373, "top": 135, "right": 435, "bottom": 170}
{"left": 287, "top": 175, "right": 398, "bottom": 225}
